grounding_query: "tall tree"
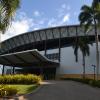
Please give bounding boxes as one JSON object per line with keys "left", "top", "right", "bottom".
{"left": 0, "top": 0, "right": 20, "bottom": 75}
{"left": 0, "top": 0, "right": 20, "bottom": 34}
{"left": 73, "top": 36, "right": 90, "bottom": 78}
{"left": 79, "top": 0, "right": 100, "bottom": 80}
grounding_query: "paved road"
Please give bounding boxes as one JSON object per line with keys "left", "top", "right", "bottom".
{"left": 22, "top": 81, "right": 100, "bottom": 100}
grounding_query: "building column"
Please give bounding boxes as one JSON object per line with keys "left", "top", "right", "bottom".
{"left": 44, "top": 39, "right": 47, "bottom": 56}
{"left": 59, "top": 29, "right": 61, "bottom": 62}
{"left": 2, "top": 65, "right": 5, "bottom": 76}
{"left": 12, "top": 66, "right": 15, "bottom": 74}
{"left": 44, "top": 31, "right": 47, "bottom": 56}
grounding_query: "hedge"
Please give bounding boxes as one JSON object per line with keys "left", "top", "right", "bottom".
{"left": 61, "top": 77, "right": 100, "bottom": 88}
{"left": 0, "top": 74, "right": 42, "bottom": 84}
{"left": 0, "top": 85, "right": 18, "bottom": 97}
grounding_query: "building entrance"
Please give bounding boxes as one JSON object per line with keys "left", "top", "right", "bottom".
{"left": 16, "top": 67, "right": 56, "bottom": 80}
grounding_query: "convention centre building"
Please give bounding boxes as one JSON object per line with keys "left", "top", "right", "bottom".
{"left": 0, "top": 25, "right": 99, "bottom": 79}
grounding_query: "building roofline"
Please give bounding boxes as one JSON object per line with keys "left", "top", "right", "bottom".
{"left": 1, "top": 24, "right": 80, "bottom": 43}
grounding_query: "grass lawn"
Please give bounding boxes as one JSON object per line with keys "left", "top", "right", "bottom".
{"left": 0, "top": 84, "right": 38, "bottom": 95}
{"left": 15, "top": 84, "right": 38, "bottom": 95}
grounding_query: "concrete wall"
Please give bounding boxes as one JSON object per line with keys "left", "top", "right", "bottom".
{"left": 46, "top": 42, "right": 100, "bottom": 76}
{"left": 1, "top": 42, "right": 100, "bottom": 76}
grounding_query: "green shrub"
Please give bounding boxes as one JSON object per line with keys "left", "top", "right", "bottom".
{"left": 0, "top": 74, "right": 42, "bottom": 84}
{"left": 90, "top": 80, "right": 100, "bottom": 88}
{"left": 0, "top": 85, "right": 18, "bottom": 97}
{"left": 61, "top": 77, "right": 100, "bottom": 88}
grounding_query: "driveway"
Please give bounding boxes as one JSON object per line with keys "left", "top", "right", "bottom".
{"left": 19, "top": 81, "right": 100, "bottom": 100}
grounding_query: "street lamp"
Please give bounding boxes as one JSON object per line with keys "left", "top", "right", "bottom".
{"left": 92, "top": 65, "right": 96, "bottom": 80}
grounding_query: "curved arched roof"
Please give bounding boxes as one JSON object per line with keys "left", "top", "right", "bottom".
{"left": 0, "top": 24, "right": 99, "bottom": 55}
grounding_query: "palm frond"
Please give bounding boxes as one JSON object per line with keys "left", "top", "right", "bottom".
{"left": 0, "top": 0, "right": 20, "bottom": 33}
{"left": 78, "top": 37, "right": 90, "bottom": 57}
{"left": 92, "top": 0, "right": 100, "bottom": 8}
{"left": 84, "top": 19, "right": 92, "bottom": 33}
{"left": 79, "top": 12, "right": 92, "bottom": 24}
{"left": 81, "top": 5, "right": 93, "bottom": 12}
{"left": 95, "top": 12, "right": 100, "bottom": 24}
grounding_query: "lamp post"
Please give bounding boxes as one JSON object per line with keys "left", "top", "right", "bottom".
{"left": 92, "top": 65, "right": 96, "bottom": 80}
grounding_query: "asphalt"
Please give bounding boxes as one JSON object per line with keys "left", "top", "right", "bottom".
{"left": 8, "top": 80, "right": 100, "bottom": 100}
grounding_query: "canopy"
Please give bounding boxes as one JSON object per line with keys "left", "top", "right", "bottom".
{"left": 0, "top": 49, "right": 59, "bottom": 67}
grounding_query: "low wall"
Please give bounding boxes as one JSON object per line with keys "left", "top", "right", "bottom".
{"left": 56, "top": 74, "right": 100, "bottom": 80}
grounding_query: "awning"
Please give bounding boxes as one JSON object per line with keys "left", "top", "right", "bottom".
{"left": 0, "top": 49, "right": 59, "bottom": 67}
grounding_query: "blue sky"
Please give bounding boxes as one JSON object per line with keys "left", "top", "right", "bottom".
{"left": 18, "top": 0, "right": 92, "bottom": 26}
{"left": 2, "top": 0, "right": 93, "bottom": 41}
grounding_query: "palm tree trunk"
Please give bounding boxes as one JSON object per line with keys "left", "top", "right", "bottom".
{"left": 94, "top": 19, "right": 99, "bottom": 81}
{"left": 82, "top": 53, "right": 85, "bottom": 79}
{"left": 0, "top": 32, "right": 1, "bottom": 48}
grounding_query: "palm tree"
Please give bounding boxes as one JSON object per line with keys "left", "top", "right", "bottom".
{"left": 73, "top": 36, "right": 90, "bottom": 79}
{"left": 0, "top": 0, "right": 20, "bottom": 34}
{"left": 0, "top": 0, "right": 20, "bottom": 75}
{"left": 79, "top": 0, "right": 100, "bottom": 80}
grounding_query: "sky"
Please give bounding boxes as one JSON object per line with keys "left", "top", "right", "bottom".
{"left": 1, "top": 0, "right": 93, "bottom": 41}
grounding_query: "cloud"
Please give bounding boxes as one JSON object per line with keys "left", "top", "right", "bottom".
{"left": 1, "top": 20, "right": 31, "bottom": 41}
{"left": 1, "top": 4, "right": 71, "bottom": 41}
{"left": 61, "top": 4, "right": 70, "bottom": 10}
{"left": 61, "top": 4, "right": 66, "bottom": 9}
{"left": 1, "top": 12, "right": 33, "bottom": 41}
{"left": 66, "top": 5, "right": 71, "bottom": 10}
{"left": 47, "top": 4, "right": 71, "bottom": 27}
{"left": 47, "top": 18, "right": 57, "bottom": 26}
{"left": 73, "top": 12, "right": 79, "bottom": 16}
{"left": 1, "top": 12, "right": 47, "bottom": 41}
{"left": 57, "top": 4, "right": 71, "bottom": 18}
{"left": 47, "top": 13, "right": 70, "bottom": 27}
{"left": 62, "top": 14, "right": 70, "bottom": 23}
{"left": 33, "top": 11, "right": 40, "bottom": 17}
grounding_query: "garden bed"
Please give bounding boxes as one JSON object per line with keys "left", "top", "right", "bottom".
{"left": 9, "top": 84, "right": 38, "bottom": 95}
{"left": 0, "top": 74, "right": 42, "bottom": 98}
{"left": 61, "top": 78, "right": 100, "bottom": 88}
{"left": 0, "top": 84, "right": 38, "bottom": 99}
